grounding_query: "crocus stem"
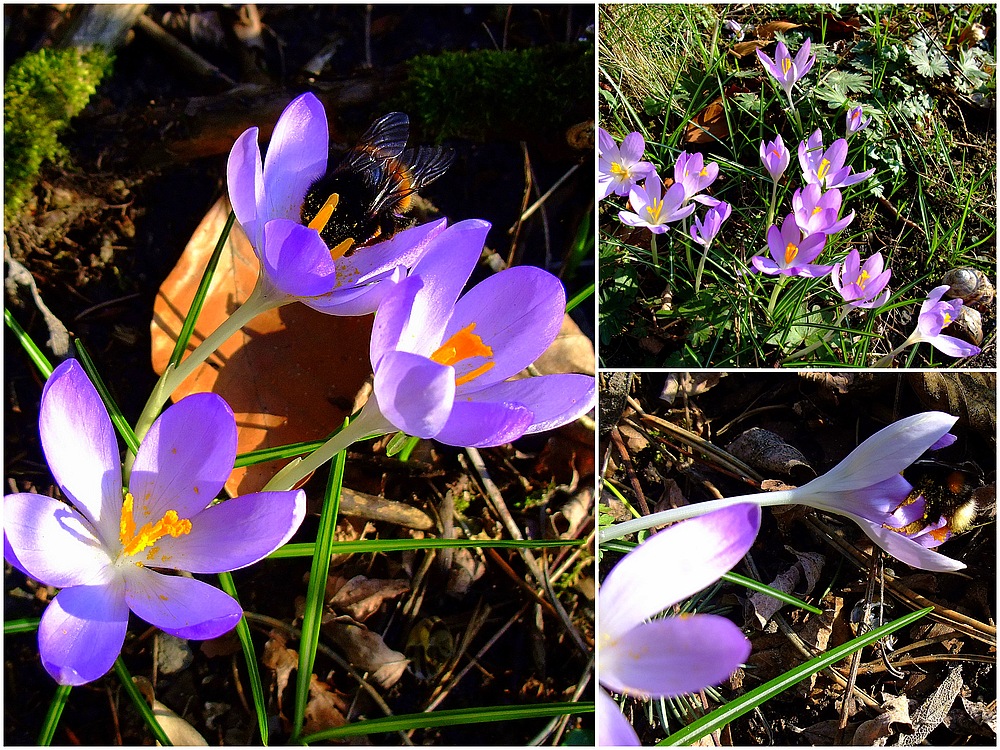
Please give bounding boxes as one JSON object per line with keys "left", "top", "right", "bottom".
{"left": 767, "top": 275, "right": 787, "bottom": 318}
{"left": 874, "top": 333, "right": 919, "bottom": 368}
{"left": 693, "top": 242, "right": 711, "bottom": 294}
{"left": 129, "top": 279, "right": 289, "bottom": 467}
{"left": 650, "top": 233, "right": 659, "bottom": 268}
{"left": 262, "top": 398, "right": 394, "bottom": 492}
{"left": 766, "top": 179, "right": 780, "bottom": 229}
{"left": 598, "top": 490, "right": 797, "bottom": 544}
{"left": 786, "top": 92, "right": 804, "bottom": 138}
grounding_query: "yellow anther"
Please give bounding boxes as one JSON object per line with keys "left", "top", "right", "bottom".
{"left": 431, "top": 323, "right": 495, "bottom": 386}
{"left": 857, "top": 270, "right": 870, "bottom": 287}
{"left": 784, "top": 242, "right": 799, "bottom": 265}
{"left": 307, "top": 193, "right": 339, "bottom": 234}
{"left": 119, "top": 492, "right": 192, "bottom": 558}
{"left": 610, "top": 161, "right": 628, "bottom": 177}
{"left": 781, "top": 57, "right": 792, "bottom": 74}
{"left": 817, "top": 158, "right": 831, "bottom": 179}
{"left": 330, "top": 237, "right": 355, "bottom": 260}
{"left": 811, "top": 206, "right": 823, "bottom": 216}
{"left": 646, "top": 197, "right": 664, "bottom": 224}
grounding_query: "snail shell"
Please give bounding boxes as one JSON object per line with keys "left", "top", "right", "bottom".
{"left": 942, "top": 268, "right": 995, "bottom": 311}
{"left": 948, "top": 305, "right": 984, "bottom": 347}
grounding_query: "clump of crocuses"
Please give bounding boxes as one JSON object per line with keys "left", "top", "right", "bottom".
{"left": 4, "top": 360, "right": 307, "bottom": 685}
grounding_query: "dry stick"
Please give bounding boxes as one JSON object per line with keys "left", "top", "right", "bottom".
{"left": 528, "top": 654, "right": 596, "bottom": 747}
{"left": 463, "top": 448, "right": 590, "bottom": 657}
{"left": 241, "top": 612, "right": 413, "bottom": 746}
{"left": 609, "top": 426, "right": 650, "bottom": 515}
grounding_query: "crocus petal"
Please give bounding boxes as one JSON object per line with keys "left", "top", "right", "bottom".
{"left": 598, "top": 690, "right": 641, "bottom": 746}
{"left": 619, "top": 132, "right": 646, "bottom": 162}
{"left": 459, "top": 374, "right": 596, "bottom": 435}
{"left": 373, "top": 350, "right": 456, "bottom": 438}
{"left": 750, "top": 256, "right": 783, "bottom": 275}
{"left": 800, "top": 412, "right": 958, "bottom": 497}
{"left": 847, "top": 515, "right": 966, "bottom": 572}
{"left": 227, "top": 126, "right": 265, "bottom": 249}
{"left": 129, "top": 393, "right": 237, "bottom": 521}
{"left": 260, "top": 219, "right": 338, "bottom": 298}
{"left": 38, "top": 581, "right": 129, "bottom": 686}
{"left": 38, "top": 360, "right": 123, "bottom": 544}
{"left": 601, "top": 615, "right": 750, "bottom": 697}
{"left": 598, "top": 128, "right": 616, "bottom": 156}
{"left": 434, "top": 398, "right": 535, "bottom": 448}
{"left": 600, "top": 504, "right": 760, "bottom": 640}
{"left": 331, "top": 218, "right": 448, "bottom": 292}
{"left": 261, "top": 93, "right": 328, "bottom": 223}
{"left": 371, "top": 275, "right": 424, "bottom": 364}
{"left": 147, "top": 490, "right": 306, "bottom": 573}
{"left": 124, "top": 568, "right": 243, "bottom": 639}
{"left": 925, "top": 333, "right": 981, "bottom": 358}
{"left": 446, "top": 267, "right": 566, "bottom": 388}
{"left": 4, "top": 494, "right": 113, "bottom": 588}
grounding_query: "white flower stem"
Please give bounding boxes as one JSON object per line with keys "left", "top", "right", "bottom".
{"left": 127, "top": 279, "right": 289, "bottom": 471}
{"left": 650, "top": 232, "right": 659, "bottom": 268}
{"left": 693, "top": 241, "right": 712, "bottom": 294}
{"left": 874, "top": 332, "right": 919, "bottom": 368}
{"left": 766, "top": 179, "right": 780, "bottom": 229}
{"left": 261, "top": 398, "right": 394, "bottom": 492}
{"left": 599, "top": 489, "right": 798, "bottom": 545}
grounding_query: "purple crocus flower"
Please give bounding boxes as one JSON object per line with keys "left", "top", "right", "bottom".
{"left": 364, "top": 220, "right": 595, "bottom": 447}
{"left": 227, "top": 92, "right": 447, "bottom": 316}
{"left": 798, "top": 129, "right": 875, "bottom": 190}
{"left": 792, "top": 184, "right": 854, "bottom": 237}
{"left": 690, "top": 201, "right": 732, "bottom": 247}
{"left": 599, "top": 504, "right": 760, "bottom": 746}
{"left": 3, "top": 360, "right": 306, "bottom": 685}
{"left": 599, "top": 128, "right": 655, "bottom": 200}
{"left": 846, "top": 106, "right": 872, "bottom": 138}
{"left": 619, "top": 172, "right": 696, "bottom": 234}
{"left": 750, "top": 213, "right": 832, "bottom": 277}
{"left": 673, "top": 151, "right": 720, "bottom": 205}
{"left": 832, "top": 249, "right": 891, "bottom": 308}
{"left": 602, "top": 412, "right": 966, "bottom": 573}
{"left": 759, "top": 134, "right": 790, "bottom": 182}
{"left": 756, "top": 39, "right": 816, "bottom": 99}
{"left": 906, "top": 285, "right": 981, "bottom": 358}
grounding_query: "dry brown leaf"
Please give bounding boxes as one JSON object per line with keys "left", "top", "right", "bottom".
{"left": 683, "top": 97, "right": 728, "bottom": 144}
{"left": 150, "top": 196, "right": 372, "bottom": 495}
{"left": 532, "top": 312, "right": 595, "bottom": 376}
{"left": 853, "top": 694, "right": 912, "bottom": 745}
{"left": 446, "top": 546, "right": 486, "bottom": 597}
{"left": 262, "top": 630, "right": 299, "bottom": 714}
{"left": 731, "top": 39, "right": 768, "bottom": 58}
{"left": 302, "top": 674, "right": 348, "bottom": 736}
{"left": 727, "top": 427, "right": 816, "bottom": 482}
{"left": 323, "top": 620, "right": 409, "bottom": 689}
{"left": 327, "top": 574, "right": 411, "bottom": 622}
{"left": 756, "top": 21, "right": 802, "bottom": 40}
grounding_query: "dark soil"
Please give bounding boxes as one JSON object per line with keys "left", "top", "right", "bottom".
{"left": 5, "top": 5, "right": 596, "bottom": 745}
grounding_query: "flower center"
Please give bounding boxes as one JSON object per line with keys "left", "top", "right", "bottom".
{"left": 942, "top": 311, "right": 953, "bottom": 326}
{"left": 811, "top": 206, "right": 823, "bottom": 217}
{"left": 817, "top": 158, "right": 831, "bottom": 180}
{"left": 784, "top": 241, "right": 799, "bottom": 265}
{"left": 430, "top": 323, "right": 495, "bottom": 386}
{"left": 781, "top": 57, "right": 792, "bottom": 75}
{"left": 646, "top": 197, "right": 664, "bottom": 224}
{"left": 307, "top": 193, "right": 356, "bottom": 260}
{"left": 857, "top": 269, "right": 870, "bottom": 288}
{"left": 610, "top": 161, "right": 628, "bottom": 177}
{"left": 119, "top": 492, "right": 192, "bottom": 562}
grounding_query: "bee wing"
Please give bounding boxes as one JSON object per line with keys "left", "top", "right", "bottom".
{"left": 360, "top": 112, "right": 410, "bottom": 159}
{"left": 401, "top": 146, "right": 455, "bottom": 190}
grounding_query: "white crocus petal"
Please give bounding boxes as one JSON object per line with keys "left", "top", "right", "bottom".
{"left": 846, "top": 514, "right": 966, "bottom": 572}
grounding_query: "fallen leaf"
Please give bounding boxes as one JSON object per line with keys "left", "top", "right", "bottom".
{"left": 756, "top": 21, "right": 802, "bottom": 40}
{"left": 731, "top": 39, "right": 768, "bottom": 58}
{"left": 327, "top": 575, "right": 411, "bottom": 622}
{"left": 323, "top": 619, "right": 409, "bottom": 689}
{"left": 262, "top": 630, "right": 299, "bottom": 714}
{"left": 303, "top": 674, "right": 348, "bottom": 736}
{"left": 150, "top": 196, "right": 372, "bottom": 496}
{"left": 683, "top": 97, "right": 728, "bottom": 144}
{"left": 533, "top": 313, "right": 596, "bottom": 376}
{"left": 446, "top": 546, "right": 486, "bottom": 597}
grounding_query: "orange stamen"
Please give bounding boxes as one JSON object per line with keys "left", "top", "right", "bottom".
{"left": 119, "top": 493, "right": 192, "bottom": 559}
{"left": 784, "top": 242, "right": 799, "bottom": 265}
{"left": 307, "top": 193, "right": 339, "bottom": 235}
{"left": 431, "top": 323, "right": 495, "bottom": 386}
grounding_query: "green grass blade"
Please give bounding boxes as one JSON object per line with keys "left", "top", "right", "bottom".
{"left": 113, "top": 657, "right": 172, "bottom": 746}
{"left": 292, "top": 421, "right": 348, "bottom": 740}
{"left": 74, "top": 340, "right": 140, "bottom": 455}
{"left": 217, "top": 572, "right": 269, "bottom": 745}
{"left": 300, "top": 701, "right": 593, "bottom": 743}
{"left": 270, "top": 537, "right": 581, "bottom": 559}
{"left": 658, "top": 607, "right": 933, "bottom": 745}
{"left": 37, "top": 683, "right": 71, "bottom": 745}
{"left": 5, "top": 308, "right": 53, "bottom": 378}
{"left": 4, "top": 616, "right": 41, "bottom": 634}
{"left": 567, "top": 282, "right": 595, "bottom": 313}
{"left": 168, "top": 211, "right": 235, "bottom": 371}
{"left": 235, "top": 438, "right": 327, "bottom": 468}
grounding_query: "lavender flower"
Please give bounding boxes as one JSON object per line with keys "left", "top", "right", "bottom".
{"left": 759, "top": 134, "right": 790, "bottom": 182}
{"left": 366, "top": 220, "right": 595, "bottom": 447}
{"left": 228, "top": 93, "right": 446, "bottom": 315}
{"left": 690, "top": 201, "right": 732, "bottom": 248}
{"left": 798, "top": 129, "right": 875, "bottom": 190}
{"left": 750, "top": 213, "right": 832, "bottom": 277}
{"left": 619, "top": 172, "right": 696, "bottom": 233}
{"left": 792, "top": 184, "right": 854, "bottom": 237}
{"left": 832, "top": 249, "right": 891, "bottom": 308}
{"left": 673, "top": 151, "right": 720, "bottom": 205}
{"left": 756, "top": 39, "right": 816, "bottom": 99}
{"left": 906, "top": 285, "right": 981, "bottom": 358}
{"left": 601, "top": 412, "right": 967, "bottom": 572}
{"left": 4, "top": 360, "right": 306, "bottom": 685}
{"left": 846, "top": 106, "right": 872, "bottom": 138}
{"left": 599, "top": 128, "right": 655, "bottom": 200}
{"left": 599, "top": 504, "right": 760, "bottom": 745}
